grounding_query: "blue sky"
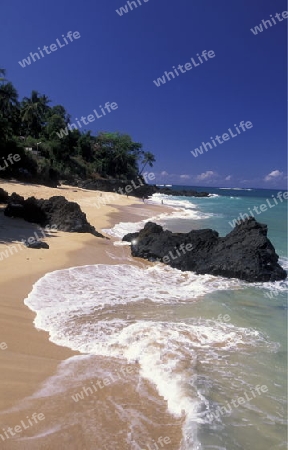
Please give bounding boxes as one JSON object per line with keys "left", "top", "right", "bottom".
{"left": 1, "top": 0, "right": 287, "bottom": 188}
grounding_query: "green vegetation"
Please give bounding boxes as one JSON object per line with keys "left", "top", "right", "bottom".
{"left": 0, "top": 69, "right": 155, "bottom": 185}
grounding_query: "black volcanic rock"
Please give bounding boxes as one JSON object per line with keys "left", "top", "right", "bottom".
{"left": 63, "top": 178, "right": 210, "bottom": 199}
{"left": 26, "top": 240, "right": 49, "bottom": 249}
{"left": 122, "top": 218, "right": 287, "bottom": 282}
{"left": 0, "top": 188, "right": 9, "bottom": 204}
{"left": 158, "top": 187, "right": 209, "bottom": 198}
{"left": 4, "top": 194, "right": 103, "bottom": 237}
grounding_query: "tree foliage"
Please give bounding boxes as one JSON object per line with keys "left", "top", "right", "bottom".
{"left": 0, "top": 70, "right": 156, "bottom": 184}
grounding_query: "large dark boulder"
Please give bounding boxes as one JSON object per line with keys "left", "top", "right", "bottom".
{"left": 26, "top": 240, "right": 49, "bottom": 249}
{"left": 5, "top": 195, "right": 47, "bottom": 223}
{"left": 4, "top": 194, "right": 103, "bottom": 237}
{"left": 0, "top": 188, "right": 9, "bottom": 204}
{"left": 123, "top": 218, "right": 287, "bottom": 282}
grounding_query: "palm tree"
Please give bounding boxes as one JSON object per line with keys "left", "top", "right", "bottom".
{"left": 0, "top": 68, "right": 6, "bottom": 83}
{"left": 20, "top": 90, "right": 51, "bottom": 137}
{"left": 139, "top": 151, "right": 156, "bottom": 174}
{"left": 0, "top": 81, "right": 19, "bottom": 115}
{"left": 113, "top": 146, "right": 129, "bottom": 177}
{"left": 0, "top": 78, "right": 19, "bottom": 137}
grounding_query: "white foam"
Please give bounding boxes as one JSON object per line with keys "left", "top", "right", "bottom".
{"left": 279, "top": 256, "right": 288, "bottom": 271}
{"left": 103, "top": 207, "right": 214, "bottom": 239}
{"left": 18, "top": 424, "right": 63, "bottom": 441}
{"left": 219, "top": 188, "right": 253, "bottom": 191}
{"left": 25, "top": 264, "right": 243, "bottom": 317}
{"left": 103, "top": 192, "right": 221, "bottom": 239}
{"left": 23, "top": 263, "right": 280, "bottom": 450}
{"left": 253, "top": 257, "right": 288, "bottom": 292}
{"left": 147, "top": 193, "right": 216, "bottom": 211}
{"left": 24, "top": 265, "right": 264, "bottom": 407}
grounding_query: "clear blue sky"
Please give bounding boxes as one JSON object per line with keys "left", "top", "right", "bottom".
{"left": 1, "top": 0, "right": 287, "bottom": 188}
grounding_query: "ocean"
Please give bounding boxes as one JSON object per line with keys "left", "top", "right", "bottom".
{"left": 15, "top": 187, "right": 288, "bottom": 449}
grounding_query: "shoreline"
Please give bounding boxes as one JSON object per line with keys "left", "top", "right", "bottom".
{"left": 0, "top": 181, "right": 286, "bottom": 449}
{"left": 0, "top": 181, "right": 173, "bottom": 411}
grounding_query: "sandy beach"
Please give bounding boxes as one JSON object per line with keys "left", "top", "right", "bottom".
{"left": 0, "top": 181, "right": 183, "bottom": 449}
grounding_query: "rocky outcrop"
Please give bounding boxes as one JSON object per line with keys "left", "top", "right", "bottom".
{"left": 0, "top": 188, "right": 9, "bottom": 204}
{"left": 4, "top": 194, "right": 103, "bottom": 237}
{"left": 63, "top": 178, "right": 210, "bottom": 199}
{"left": 123, "top": 218, "right": 287, "bottom": 282}
{"left": 157, "top": 187, "right": 209, "bottom": 198}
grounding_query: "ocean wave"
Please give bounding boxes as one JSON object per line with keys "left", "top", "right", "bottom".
{"left": 24, "top": 264, "right": 269, "bottom": 408}
{"left": 102, "top": 210, "right": 212, "bottom": 239}
{"left": 279, "top": 256, "right": 288, "bottom": 271}
{"left": 103, "top": 196, "right": 215, "bottom": 238}
{"left": 147, "top": 192, "right": 198, "bottom": 208}
{"left": 148, "top": 193, "right": 220, "bottom": 204}
{"left": 252, "top": 257, "right": 288, "bottom": 292}
{"left": 23, "top": 263, "right": 281, "bottom": 450}
{"left": 25, "top": 264, "right": 245, "bottom": 316}
{"left": 219, "top": 188, "right": 253, "bottom": 191}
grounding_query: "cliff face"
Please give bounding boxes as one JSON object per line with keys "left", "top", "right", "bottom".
{"left": 123, "top": 218, "right": 287, "bottom": 282}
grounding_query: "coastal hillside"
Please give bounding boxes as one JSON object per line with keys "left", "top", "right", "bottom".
{"left": 0, "top": 69, "right": 155, "bottom": 187}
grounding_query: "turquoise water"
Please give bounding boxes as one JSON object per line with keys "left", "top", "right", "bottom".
{"left": 163, "top": 187, "right": 287, "bottom": 258}
{"left": 155, "top": 187, "right": 287, "bottom": 449}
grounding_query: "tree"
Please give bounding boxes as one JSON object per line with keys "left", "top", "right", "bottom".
{"left": 20, "top": 90, "right": 51, "bottom": 138}
{"left": 0, "top": 82, "right": 19, "bottom": 115}
{"left": 43, "top": 114, "right": 67, "bottom": 141}
{"left": 93, "top": 132, "right": 143, "bottom": 179}
{"left": 0, "top": 77, "right": 19, "bottom": 138}
{"left": 0, "top": 70, "right": 155, "bottom": 185}
{"left": 46, "top": 104, "right": 70, "bottom": 124}
{"left": 139, "top": 151, "right": 156, "bottom": 174}
{"left": 0, "top": 68, "right": 6, "bottom": 83}
{"left": 77, "top": 131, "right": 94, "bottom": 162}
